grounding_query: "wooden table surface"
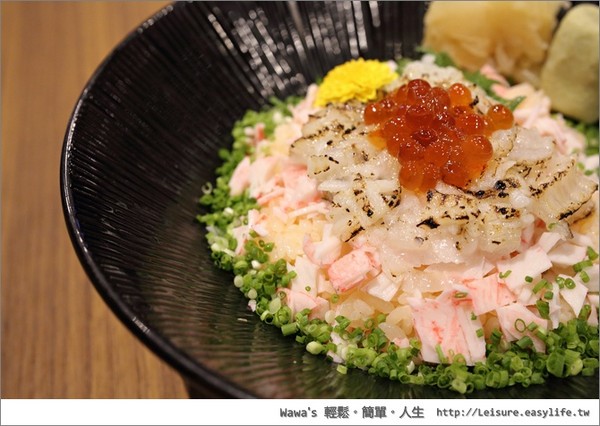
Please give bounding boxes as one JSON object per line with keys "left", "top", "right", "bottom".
{"left": 2, "top": 1, "right": 189, "bottom": 398}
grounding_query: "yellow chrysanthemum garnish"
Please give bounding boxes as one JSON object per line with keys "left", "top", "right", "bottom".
{"left": 314, "top": 58, "right": 398, "bottom": 107}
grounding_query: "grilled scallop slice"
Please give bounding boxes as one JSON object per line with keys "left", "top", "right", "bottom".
{"left": 527, "top": 157, "right": 598, "bottom": 234}
{"left": 292, "top": 98, "right": 598, "bottom": 254}
{"left": 290, "top": 101, "right": 364, "bottom": 163}
{"left": 291, "top": 102, "right": 402, "bottom": 242}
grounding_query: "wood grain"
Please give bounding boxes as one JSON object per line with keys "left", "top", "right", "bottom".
{"left": 2, "top": 1, "right": 189, "bottom": 398}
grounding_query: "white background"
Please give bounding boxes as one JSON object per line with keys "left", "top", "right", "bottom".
{"left": 2, "top": 398, "right": 599, "bottom": 425}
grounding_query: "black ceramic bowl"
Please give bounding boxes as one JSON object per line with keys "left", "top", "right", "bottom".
{"left": 61, "top": 1, "right": 598, "bottom": 398}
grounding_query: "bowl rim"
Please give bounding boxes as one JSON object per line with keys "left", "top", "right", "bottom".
{"left": 59, "top": 1, "right": 254, "bottom": 398}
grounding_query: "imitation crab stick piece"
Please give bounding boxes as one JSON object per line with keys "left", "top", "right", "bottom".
{"left": 588, "top": 304, "right": 599, "bottom": 327}
{"left": 480, "top": 64, "right": 510, "bottom": 95}
{"left": 281, "top": 164, "right": 321, "bottom": 209}
{"left": 584, "top": 264, "right": 599, "bottom": 292}
{"left": 327, "top": 248, "right": 379, "bottom": 293}
{"left": 586, "top": 295, "right": 599, "bottom": 326}
{"left": 409, "top": 291, "right": 486, "bottom": 366}
{"left": 548, "top": 281, "right": 561, "bottom": 329}
{"left": 292, "top": 84, "right": 319, "bottom": 124}
{"left": 497, "top": 244, "right": 553, "bottom": 292}
{"left": 309, "top": 296, "right": 330, "bottom": 320}
{"left": 425, "top": 258, "right": 495, "bottom": 282}
{"left": 547, "top": 242, "right": 587, "bottom": 267}
{"left": 289, "top": 255, "right": 319, "bottom": 298}
{"left": 247, "top": 209, "right": 268, "bottom": 236}
{"left": 302, "top": 224, "right": 342, "bottom": 267}
{"left": 363, "top": 272, "right": 401, "bottom": 302}
{"left": 408, "top": 297, "right": 456, "bottom": 364}
{"left": 462, "top": 275, "right": 516, "bottom": 315}
{"left": 536, "top": 231, "right": 563, "bottom": 252}
{"left": 558, "top": 275, "right": 589, "bottom": 317}
{"left": 496, "top": 303, "right": 548, "bottom": 353}
{"left": 249, "top": 156, "right": 280, "bottom": 199}
{"left": 253, "top": 123, "right": 265, "bottom": 144}
{"left": 279, "top": 288, "right": 318, "bottom": 317}
{"left": 496, "top": 82, "right": 587, "bottom": 155}
{"left": 287, "top": 201, "right": 330, "bottom": 219}
{"left": 438, "top": 289, "right": 487, "bottom": 365}
{"left": 230, "top": 209, "right": 268, "bottom": 254}
{"left": 228, "top": 156, "right": 251, "bottom": 196}
{"left": 391, "top": 336, "right": 411, "bottom": 349}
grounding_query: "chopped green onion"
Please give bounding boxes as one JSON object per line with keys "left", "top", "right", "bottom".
{"left": 268, "top": 297, "right": 281, "bottom": 313}
{"left": 535, "top": 327, "right": 547, "bottom": 341}
{"left": 435, "top": 344, "right": 448, "bottom": 364}
{"left": 296, "top": 308, "right": 310, "bottom": 325}
{"left": 525, "top": 275, "right": 533, "bottom": 283}
{"left": 573, "top": 260, "right": 593, "bottom": 273}
{"left": 418, "top": 48, "right": 456, "bottom": 67}
{"left": 544, "top": 291, "right": 554, "bottom": 300}
{"left": 336, "top": 364, "right": 348, "bottom": 374}
{"left": 306, "top": 341, "right": 324, "bottom": 355}
{"left": 274, "top": 306, "right": 291, "bottom": 326}
{"left": 499, "top": 270, "right": 512, "bottom": 279}
{"left": 451, "top": 378, "right": 468, "bottom": 394}
{"left": 263, "top": 281, "right": 276, "bottom": 296}
{"left": 532, "top": 279, "right": 548, "bottom": 293}
{"left": 565, "top": 349, "right": 583, "bottom": 375}
{"left": 454, "top": 291, "right": 468, "bottom": 299}
{"left": 514, "top": 318, "right": 526, "bottom": 333}
{"left": 485, "top": 370, "right": 510, "bottom": 388}
{"left": 578, "top": 305, "right": 592, "bottom": 321}
{"left": 233, "top": 260, "right": 249, "bottom": 273}
{"left": 349, "top": 327, "right": 364, "bottom": 340}
{"left": 330, "top": 294, "right": 339, "bottom": 303}
{"left": 527, "top": 322, "right": 539, "bottom": 332}
{"left": 260, "top": 310, "right": 271, "bottom": 322}
{"left": 491, "top": 329, "right": 503, "bottom": 345}
{"left": 536, "top": 300, "right": 550, "bottom": 319}
{"left": 516, "top": 336, "right": 533, "bottom": 349}
{"left": 346, "top": 347, "right": 376, "bottom": 368}
{"left": 233, "top": 275, "right": 244, "bottom": 288}
{"left": 335, "top": 316, "right": 350, "bottom": 331}
{"left": 451, "top": 353, "right": 467, "bottom": 365}
{"left": 281, "top": 322, "right": 298, "bottom": 336}
{"left": 471, "top": 312, "right": 477, "bottom": 321}
{"left": 304, "top": 285, "right": 311, "bottom": 292}
{"left": 547, "top": 351, "right": 565, "bottom": 377}
{"left": 476, "top": 328, "right": 484, "bottom": 338}
{"left": 579, "top": 270, "right": 590, "bottom": 283}
{"left": 587, "top": 246, "right": 599, "bottom": 261}
{"left": 437, "top": 374, "right": 451, "bottom": 389}
{"left": 564, "top": 278, "right": 576, "bottom": 289}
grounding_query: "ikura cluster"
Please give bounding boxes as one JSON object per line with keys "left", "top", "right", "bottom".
{"left": 364, "top": 79, "right": 514, "bottom": 192}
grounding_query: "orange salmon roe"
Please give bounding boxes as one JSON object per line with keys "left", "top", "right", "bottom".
{"left": 364, "top": 80, "right": 513, "bottom": 192}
